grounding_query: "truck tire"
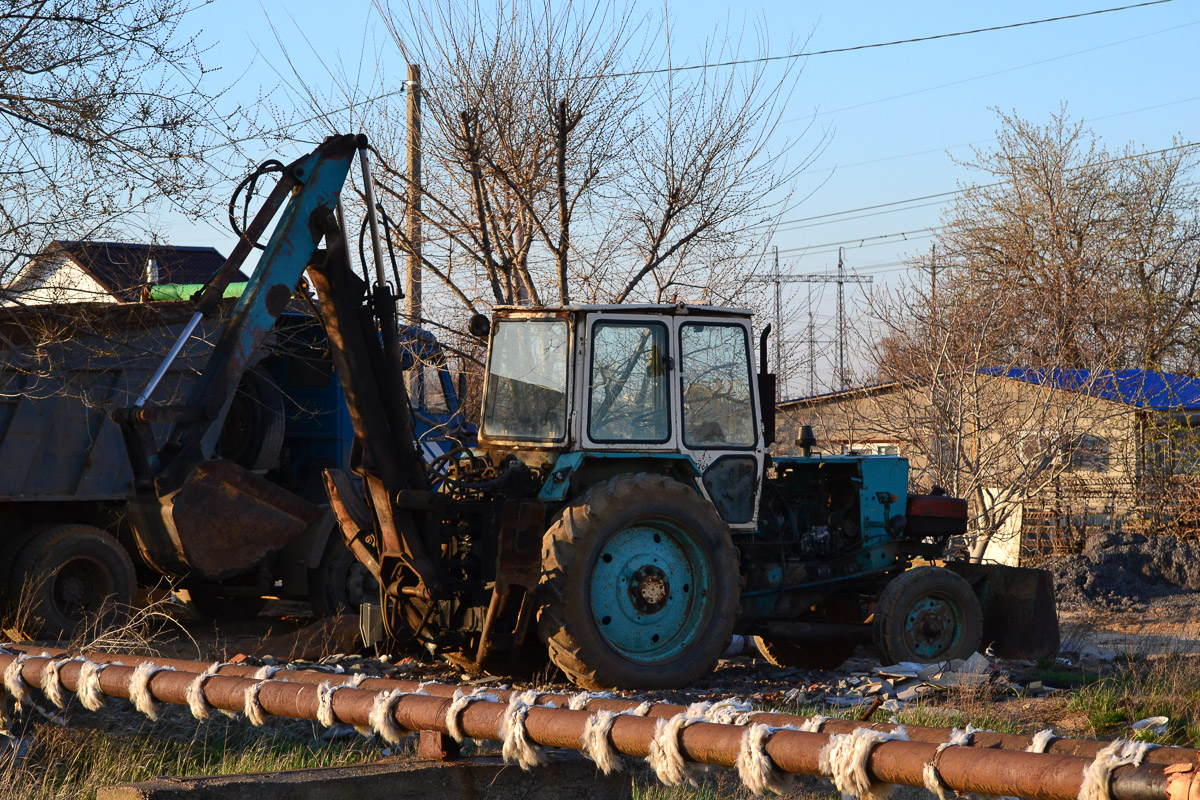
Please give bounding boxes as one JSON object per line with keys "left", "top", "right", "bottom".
{"left": 11, "top": 524, "right": 136, "bottom": 639}
{"left": 218, "top": 367, "right": 286, "bottom": 471}
{"left": 309, "top": 536, "right": 378, "bottom": 617}
{"left": 538, "top": 474, "right": 739, "bottom": 690}
{"left": 752, "top": 593, "right": 862, "bottom": 670}
{"left": 873, "top": 566, "right": 983, "bottom": 664}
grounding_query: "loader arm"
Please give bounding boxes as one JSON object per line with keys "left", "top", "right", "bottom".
{"left": 116, "top": 134, "right": 438, "bottom": 596}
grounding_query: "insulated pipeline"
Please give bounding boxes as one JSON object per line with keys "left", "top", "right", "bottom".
{"left": 0, "top": 650, "right": 1190, "bottom": 800}
{"left": 17, "top": 645, "right": 1198, "bottom": 768}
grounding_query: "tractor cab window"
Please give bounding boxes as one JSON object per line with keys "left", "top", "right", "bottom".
{"left": 588, "top": 321, "right": 670, "bottom": 443}
{"left": 680, "top": 323, "right": 755, "bottom": 448}
{"left": 482, "top": 319, "right": 569, "bottom": 442}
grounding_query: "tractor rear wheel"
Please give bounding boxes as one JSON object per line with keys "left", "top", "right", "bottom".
{"left": 873, "top": 566, "right": 982, "bottom": 664}
{"left": 538, "top": 474, "right": 739, "bottom": 690}
{"left": 752, "top": 593, "right": 863, "bottom": 670}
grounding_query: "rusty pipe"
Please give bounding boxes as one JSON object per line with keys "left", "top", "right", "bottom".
{"left": 0, "top": 650, "right": 1188, "bottom": 800}
{"left": 15, "top": 644, "right": 1198, "bottom": 767}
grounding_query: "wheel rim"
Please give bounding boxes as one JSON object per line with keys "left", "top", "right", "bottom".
{"left": 901, "top": 592, "right": 965, "bottom": 659}
{"left": 588, "top": 519, "right": 713, "bottom": 665}
{"left": 51, "top": 557, "right": 114, "bottom": 624}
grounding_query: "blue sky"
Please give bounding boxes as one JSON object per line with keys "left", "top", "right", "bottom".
{"left": 173, "top": 0, "right": 1198, "bottom": 390}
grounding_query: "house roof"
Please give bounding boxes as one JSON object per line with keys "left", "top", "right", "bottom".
{"left": 46, "top": 241, "right": 235, "bottom": 302}
{"left": 980, "top": 367, "right": 1200, "bottom": 411}
{"left": 780, "top": 368, "right": 1200, "bottom": 412}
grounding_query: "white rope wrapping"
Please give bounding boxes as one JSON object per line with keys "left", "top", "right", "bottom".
{"left": 629, "top": 700, "right": 653, "bottom": 716}
{"left": 315, "top": 672, "right": 368, "bottom": 728}
{"left": 3, "top": 653, "right": 32, "bottom": 708}
{"left": 368, "top": 689, "right": 407, "bottom": 744}
{"left": 241, "top": 664, "right": 281, "bottom": 727}
{"left": 922, "top": 726, "right": 977, "bottom": 800}
{"left": 647, "top": 709, "right": 708, "bottom": 787}
{"left": 799, "top": 715, "right": 829, "bottom": 733}
{"left": 819, "top": 726, "right": 909, "bottom": 800}
{"left": 737, "top": 723, "right": 794, "bottom": 796}
{"left": 500, "top": 689, "right": 547, "bottom": 771}
{"left": 703, "top": 697, "right": 754, "bottom": 725}
{"left": 129, "top": 662, "right": 175, "bottom": 721}
{"left": 1078, "top": 739, "right": 1152, "bottom": 800}
{"left": 1027, "top": 729, "right": 1057, "bottom": 753}
{"left": 41, "top": 656, "right": 81, "bottom": 709}
{"left": 185, "top": 662, "right": 223, "bottom": 721}
{"left": 582, "top": 709, "right": 623, "bottom": 774}
{"left": 445, "top": 687, "right": 496, "bottom": 743}
{"left": 77, "top": 659, "right": 118, "bottom": 712}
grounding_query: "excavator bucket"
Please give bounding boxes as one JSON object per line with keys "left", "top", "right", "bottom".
{"left": 945, "top": 562, "right": 1060, "bottom": 659}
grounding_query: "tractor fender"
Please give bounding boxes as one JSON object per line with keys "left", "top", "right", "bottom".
{"left": 538, "top": 451, "right": 705, "bottom": 504}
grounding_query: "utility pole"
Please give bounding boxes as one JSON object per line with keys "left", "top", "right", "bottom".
{"left": 406, "top": 63, "right": 422, "bottom": 326}
{"left": 772, "top": 246, "right": 781, "bottom": 401}
{"left": 807, "top": 289, "right": 815, "bottom": 396}
{"left": 929, "top": 243, "right": 937, "bottom": 309}
{"left": 837, "top": 247, "right": 846, "bottom": 390}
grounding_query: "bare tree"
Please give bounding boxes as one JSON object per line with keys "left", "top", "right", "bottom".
{"left": 934, "top": 108, "right": 1200, "bottom": 372}
{"left": 284, "top": 0, "right": 818, "bottom": 326}
{"left": 0, "top": 0, "right": 235, "bottom": 298}
{"left": 849, "top": 275, "right": 1127, "bottom": 561}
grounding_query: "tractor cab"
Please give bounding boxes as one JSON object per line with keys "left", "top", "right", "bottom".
{"left": 478, "top": 304, "right": 768, "bottom": 528}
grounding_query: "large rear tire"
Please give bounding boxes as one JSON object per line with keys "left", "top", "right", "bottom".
{"left": 11, "top": 524, "right": 136, "bottom": 639}
{"left": 873, "top": 566, "right": 983, "bottom": 664}
{"left": 538, "top": 474, "right": 739, "bottom": 690}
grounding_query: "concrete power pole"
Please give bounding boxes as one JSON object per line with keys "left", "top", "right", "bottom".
{"left": 772, "top": 247, "right": 781, "bottom": 400}
{"left": 406, "top": 63, "right": 422, "bottom": 326}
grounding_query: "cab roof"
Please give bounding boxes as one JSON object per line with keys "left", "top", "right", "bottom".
{"left": 492, "top": 302, "right": 753, "bottom": 319}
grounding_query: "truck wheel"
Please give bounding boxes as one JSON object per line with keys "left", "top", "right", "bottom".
{"left": 309, "top": 537, "right": 378, "bottom": 617}
{"left": 538, "top": 474, "right": 739, "bottom": 690}
{"left": 218, "top": 367, "right": 286, "bottom": 471}
{"left": 873, "top": 566, "right": 983, "bottom": 664}
{"left": 752, "top": 593, "right": 862, "bottom": 670}
{"left": 11, "top": 524, "right": 136, "bottom": 639}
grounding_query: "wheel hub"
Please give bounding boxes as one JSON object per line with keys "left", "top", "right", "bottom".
{"left": 904, "top": 597, "right": 959, "bottom": 658}
{"left": 628, "top": 565, "right": 670, "bottom": 613}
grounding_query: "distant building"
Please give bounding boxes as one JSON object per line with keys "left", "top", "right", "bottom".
{"left": 3, "top": 241, "right": 231, "bottom": 305}
{"left": 778, "top": 368, "right": 1200, "bottom": 563}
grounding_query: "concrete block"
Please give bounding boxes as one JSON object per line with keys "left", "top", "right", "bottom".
{"left": 98, "top": 752, "right": 631, "bottom": 800}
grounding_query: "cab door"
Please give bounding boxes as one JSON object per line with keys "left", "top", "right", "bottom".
{"left": 674, "top": 317, "right": 764, "bottom": 529}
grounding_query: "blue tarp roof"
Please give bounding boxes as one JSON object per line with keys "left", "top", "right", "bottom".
{"left": 980, "top": 367, "right": 1200, "bottom": 411}
{"left": 781, "top": 368, "right": 1200, "bottom": 411}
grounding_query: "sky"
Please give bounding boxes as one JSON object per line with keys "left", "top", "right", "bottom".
{"left": 170, "top": 0, "right": 1200, "bottom": 394}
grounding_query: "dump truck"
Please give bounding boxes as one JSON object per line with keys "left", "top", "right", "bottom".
{"left": 0, "top": 293, "right": 468, "bottom": 636}
{"left": 119, "top": 134, "right": 1059, "bottom": 689}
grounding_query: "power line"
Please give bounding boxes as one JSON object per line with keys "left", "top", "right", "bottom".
{"left": 600, "top": 0, "right": 1176, "bottom": 80}
{"left": 753, "top": 140, "right": 1200, "bottom": 233}
{"left": 272, "top": 1, "right": 1175, "bottom": 136}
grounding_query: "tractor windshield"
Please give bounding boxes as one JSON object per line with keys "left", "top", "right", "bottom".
{"left": 482, "top": 318, "right": 569, "bottom": 442}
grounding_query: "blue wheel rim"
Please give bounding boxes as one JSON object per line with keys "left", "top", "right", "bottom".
{"left": 902, "top": 592, "right": 964, "bottom": 659}
{"left": 588, "top": 519, "right": 713, "bottom": 665}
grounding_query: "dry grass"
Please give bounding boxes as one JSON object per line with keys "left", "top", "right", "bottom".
{"left": 0, "top": 704, "right": 387, "bottom": 800}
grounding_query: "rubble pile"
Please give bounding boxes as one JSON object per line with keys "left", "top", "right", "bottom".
{"left": 1040, "top": 532, "right": 1200, "bottom": 610}
{"left": 774, "top": 652, "right": 1019, "bottom": 712}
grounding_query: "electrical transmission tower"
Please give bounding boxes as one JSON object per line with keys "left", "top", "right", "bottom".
{"left": 761, "top": 246, "right": 872, "bottom": 393}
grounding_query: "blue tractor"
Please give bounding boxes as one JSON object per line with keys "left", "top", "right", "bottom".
{"left": 120, "top": 135, "right": 1056, "bottom": 689}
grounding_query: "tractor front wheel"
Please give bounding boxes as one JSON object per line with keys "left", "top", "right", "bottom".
{"left": 873, "top": 566, "right": 983, "bottom": 664}
{"left": 538, "top": 474, "right": 739, "bottom": 690}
